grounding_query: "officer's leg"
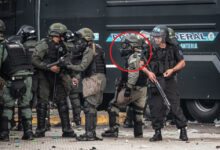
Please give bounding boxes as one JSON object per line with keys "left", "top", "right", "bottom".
{"left": 35, "top": 72, "right": 49, "bottom": 138}
{"left": 165, "top": 78, "right": 188, "bottom": 141}
{"left": 0, "top": 87, "right": 15, "bottom": 141}
{"left": 10, "top": 106, "right": 16, "bottom": 130}
{"left": 15, "top": 108, "right": 23, "bottom": 131}
{"left": 148, "top": 93, "right": 165, "bottom": 142}
{"left": 45, "top": 105, "right": 51, "bottom": 131}
{"left": 101, "top": 101, "right": 120, "bottom": 138}
{"left": 55, "top": 79, "right": 76, "bottom": 138}
{"left": 69, "top": 88, "right": 81, "bottom": 126}
{"left": 131, "top": 86, "right": 147, "bottom": 138}
{"left": 18, "top": 77, "right": 34, "bottom": 140}
{"left": 77, "top": 93, "right": 103, "bottom": 141}
{"left": 123, "top": 106, "right": 133, "bottom": 128}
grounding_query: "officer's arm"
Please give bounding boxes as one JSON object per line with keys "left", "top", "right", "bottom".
{"left": 31, "top": 42, "right": 49, "bottom": 70}
{"left": 0, "top": 45, "right": 8, "bottom": 70}
{"left": 172, "top": 48, "right": 186, "bottom": 72}
{"left": 172, "top": 60, "right": 185, "bottom": 72}
{"left": 67, "top": 47, "right": 93, "bottom": 72}
{"left": 127, "top": 55, "right": 140, "bottom": 88}
{"left": 139, "top": 60, "right": 152, "bottom": 76}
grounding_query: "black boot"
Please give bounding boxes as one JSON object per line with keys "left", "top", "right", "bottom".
{"left": 0, "top": 117, "right": 9, "bottom": 142}
{"left": 149, "top": 129, "right": 162, "bottom": 142}
{"left": 15, "top": 109, "right": 23, "bottom": 131}
{"left": 101, "top": 127, "right": 118, "bottom": 138}
{"left": 134, "top": 121, "right": 143, "bottom": 138}
{"left": 179, "top": 127, "right": 188, "bottom": 141}
{"left": 10, "top": 107, "right": 16, "bottom": 130}
{"left": 101, "top": 110, "right": 118, "bottom": 138}
{"left": 34, "top": 103, "right": 47, "bottom": 138}
{"left": 45, "top": 107, "right": 51, "bottom": 131}
{"left": 73, "top": 114, "right": 81, "bottom": 127}
{"left": 22, "top": 118, "right": 34, "bottom": 140}
{"left": 123, "top": 107, "right": 133, "bottom": 128}
{"left": 57, "top": 101, "right": 76, "bottom": 138}
{"left": 76, "top": 113, "right": 102, "bottom": 141}
{"left": 15, "top": 122, "right": 23, "bottom": 131}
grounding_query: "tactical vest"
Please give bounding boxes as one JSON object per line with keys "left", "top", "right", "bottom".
{"left": 121, "top": 54, "right": 148, "bottom": 87}
{"left": 69, "top": 45, "right": 83, "bottom": 65}
{"left": 148, "top": 44, "right": 177, "bottom": 76}
{"left": 1, "top": 42, "right": 32, "bottom": 78}
{"left": 43, "top": 39, "right": 66, "bottom": 64}
{"left": 83, "top": 44, "right": 106, "bottom": 78}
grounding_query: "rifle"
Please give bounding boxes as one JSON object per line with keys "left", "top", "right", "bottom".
{"left": 113, "top": 77, "right": 124, "bottom": 103}
{"left": 143, "top": 55, "right": 171, "bottom": 113}
{"left": 46, "top": 53, "right": 71, "bottom": 68}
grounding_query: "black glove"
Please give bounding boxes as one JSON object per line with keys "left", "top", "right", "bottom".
{"left": 124, "top": 86, "right": 131, "bottom": 97}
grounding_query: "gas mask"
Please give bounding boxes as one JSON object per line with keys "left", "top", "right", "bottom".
{"left": 74, "top": 38, "right": 88, "bottom": 52}
{"left": 119, "top": 42, "right": 133, "bottom": 58}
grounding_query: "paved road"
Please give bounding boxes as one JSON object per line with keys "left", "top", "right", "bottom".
{"left": 1, "top": 122, "right": 220, "bottom": 150}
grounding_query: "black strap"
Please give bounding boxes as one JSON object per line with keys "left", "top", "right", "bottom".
{"left": 130, "top": 104, "right": 144, "bottom": 111}
{"left": 18, "top": 105, "right": 31, "bottom": 109}
{"left": 3, "top": 106, "right": 14, "bottom": 110}
{"left": 1, "top": 42, "right": 5, "bottom": 67}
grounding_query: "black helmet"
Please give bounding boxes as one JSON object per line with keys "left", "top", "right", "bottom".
{"left": 151, "top": 25, "right": 169, "bottom": 43}
{"left": 64, "top": 30, "right": 75, "bottom": 42}
{"left": 16, "top": 25, "right": 37, "bottom": 41}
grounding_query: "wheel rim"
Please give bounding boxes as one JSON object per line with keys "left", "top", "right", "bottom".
{"left": 194, "top": 100, "right": 216, "bottom": 112}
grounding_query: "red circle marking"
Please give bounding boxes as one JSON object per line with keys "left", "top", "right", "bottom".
{"left": 109, "top": 31, "right": 152, "bottom": 72}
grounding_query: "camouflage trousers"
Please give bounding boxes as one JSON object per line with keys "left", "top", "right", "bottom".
{"left": 108, "top": 86, "right": 147, "bottom": 129}
{"left": 37, "top": 71, "right": 72, "bottom": 105}
{"left": 2, "top": 77, "right": 33, "bottom": 129}
{"left": 83, "top": 73, "right": 106, "bottom": 115}
{"left": 69, "top": 74, "right": 81, "bottom": 122}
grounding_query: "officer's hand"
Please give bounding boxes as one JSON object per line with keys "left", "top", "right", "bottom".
{"left": 164, "top": 69, "right": 174, "bottom": 78}
{"left": 72, "top": 78, "right": 79, "bottom": 87}
{"left": 148, "top": 72, "right": 156, "bottom": 83}
{"left": 50, "top": 65, "right": 60, "bottom": 73}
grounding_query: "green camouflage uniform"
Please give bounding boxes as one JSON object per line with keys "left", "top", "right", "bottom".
{"left": 65, "top": 42, "right": 82, "bottom": 125}
{"left": 102, "top": 50, "right": 148, "bottom": 138}
{"left": 67, "top": 43, "right": 106, "bottom": 141}
{"left": 0, "top": 40, "right": 33, "bottom": 140}
{"left": 32, "top": 37, "right": 76, "bottom": 138}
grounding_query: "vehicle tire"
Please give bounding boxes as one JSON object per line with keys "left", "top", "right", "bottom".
{"left": 186, "top": 100, "right": 220, "bottom": 123}
{"left": 181, "top": 101, "right": 195, "bottom": 121}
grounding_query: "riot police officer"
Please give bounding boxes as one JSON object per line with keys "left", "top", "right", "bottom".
{"left": 0, "top": 19, "right": 6, "bottom": 137}
{"left": 64, "top": 30, "right": 82, "bottom": 127}
{"left": 123, "top": 31, "right": 151, "bottom": 128}
{"left": 14, "top": 25, "right": 38, "bottom": 131}
{"left": 32, "top": 23, "right": 76, "bottom": 138}
{"left": 102, "top": 34, "right": 148, "bottom": 138}
{"left": 0, "top": 21, "right": 34, "bottom": 141}
{"left": 66, "top": 28, "right": 106, "bottom": 141}
{"left": 140, "top": 25, "right": 188, "bottom": 142}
